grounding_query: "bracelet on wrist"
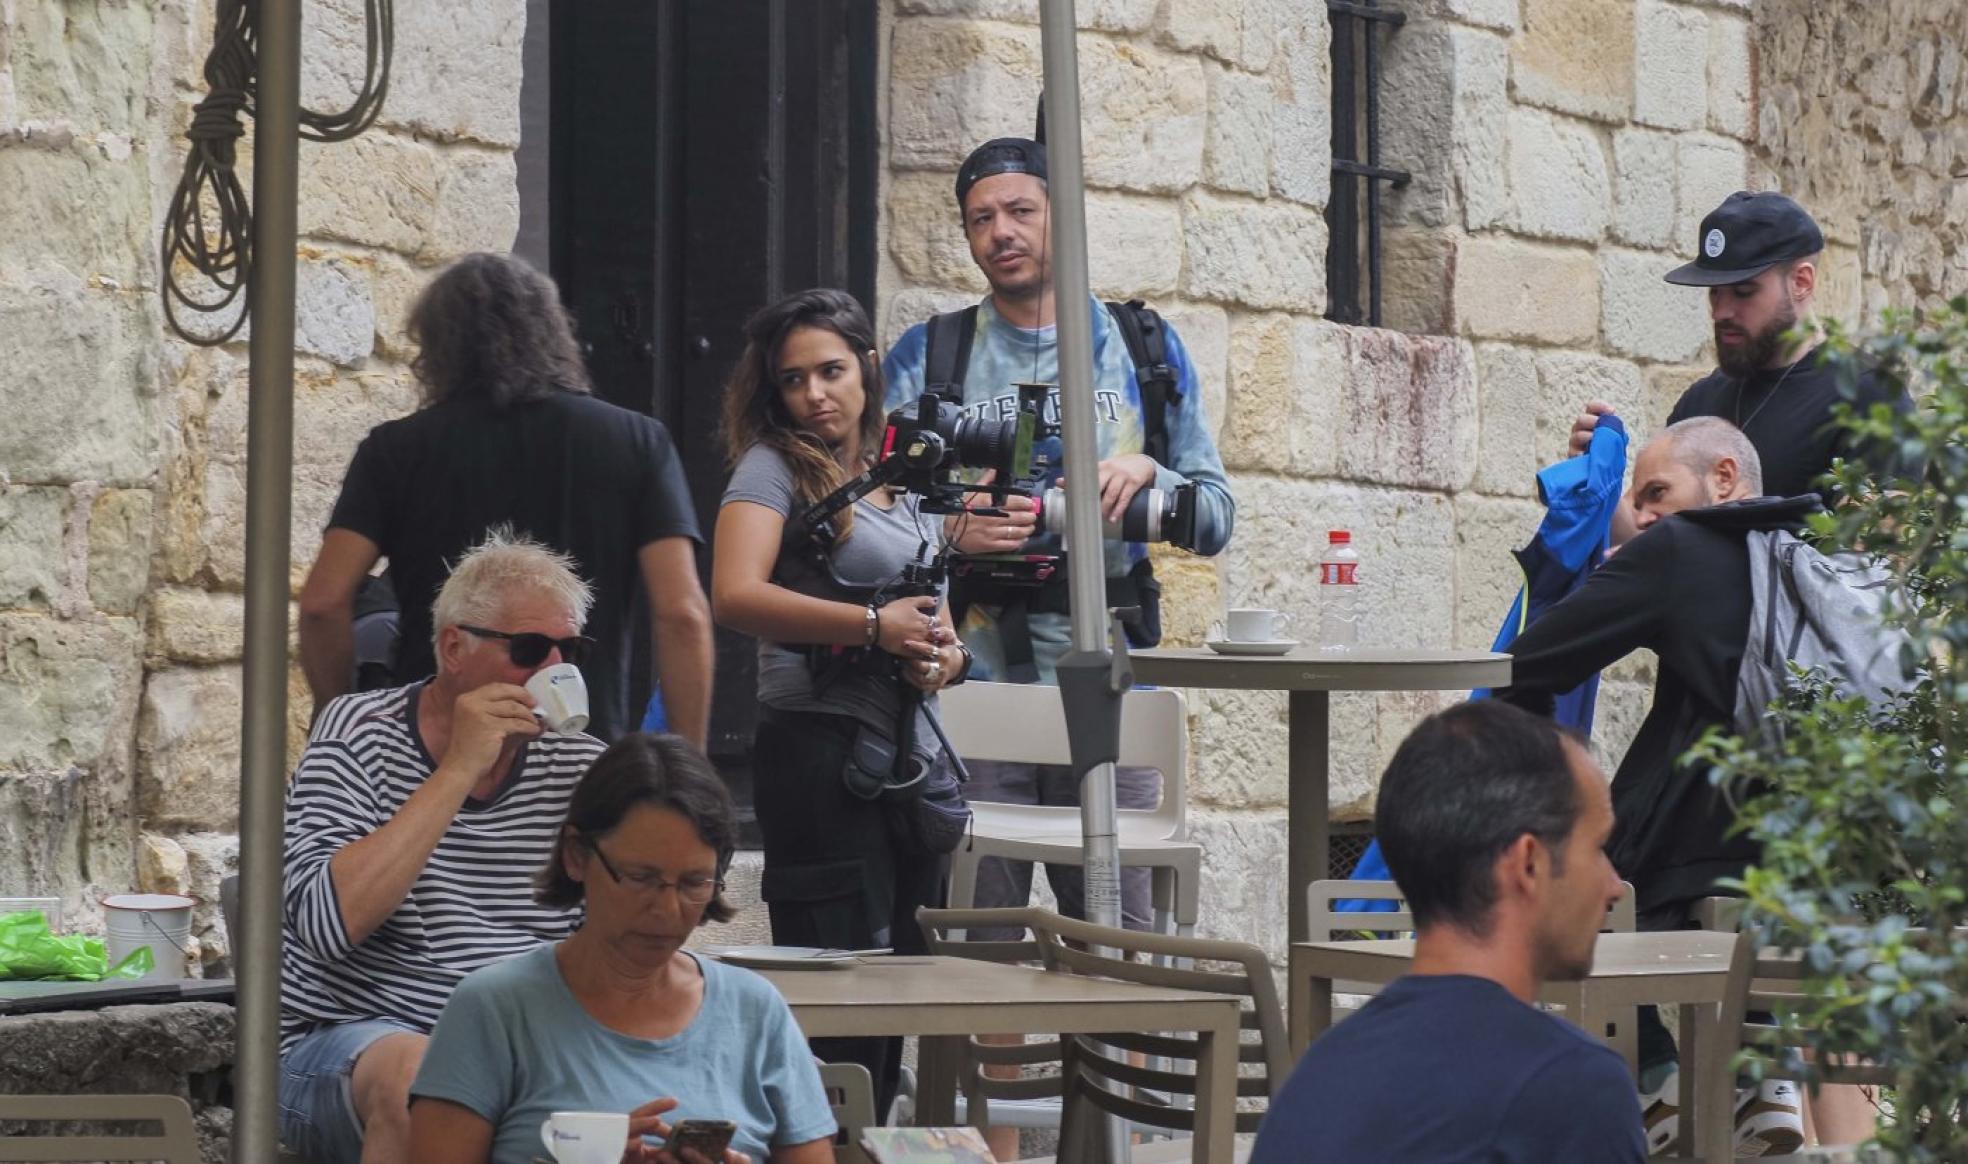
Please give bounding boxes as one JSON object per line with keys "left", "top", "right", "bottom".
{"left": 948, "top": 642, "right": 975, "bottom": 686}
{"left": 864, "top": 603, "right": 881, "bottom": 647}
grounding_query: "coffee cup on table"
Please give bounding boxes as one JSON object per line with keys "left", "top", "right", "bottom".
{"left": 1213, "top": 608, "right": 1292, "bottom": 643}
{"left": 526, "top": 663, "right": 591, "bottom": 734}
{"left": 540, "top": 1111, "right": 628, "bottom": 1164}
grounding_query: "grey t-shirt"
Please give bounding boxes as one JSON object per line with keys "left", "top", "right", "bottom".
{"left": 722, "top": 443, "right": 944, "bottom": 747}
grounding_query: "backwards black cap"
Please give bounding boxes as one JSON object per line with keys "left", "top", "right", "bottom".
{"left": 1664, "top": 191, "right": 1825, "bottom": 286}
{"left": 955, "top": 137, "right": 1048, "bottom": 211}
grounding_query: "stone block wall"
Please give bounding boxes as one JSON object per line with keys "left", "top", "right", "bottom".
{"left": 0, "top": 1002, "right": 236, "bottom": 1162}
{"left": 0, "top": 0, "right": 525, "bottom": 970}
{"left": 1756, "top": 0, "right": 1968, "bottom": 318}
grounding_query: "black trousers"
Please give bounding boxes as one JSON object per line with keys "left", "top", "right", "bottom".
{"left": 752, "top": 707, "right": 948, "bottom": 1116}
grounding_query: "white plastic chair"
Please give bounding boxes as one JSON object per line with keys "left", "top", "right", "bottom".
{"left": 939, "top": 683, "right": 1198, "bottom": 936}
{"left": 818, "top": 1062, "right": 877, "bottom": 1164}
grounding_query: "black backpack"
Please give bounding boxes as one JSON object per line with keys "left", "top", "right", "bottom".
{"left": 921, "top": 299, "right": 1181, "bottom": 464}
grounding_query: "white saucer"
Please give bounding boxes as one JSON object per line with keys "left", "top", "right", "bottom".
{"left": 704, "top": 945, "right": 859, "bottom": 970}
{"left": 1205, "top": 638, "right": 1298, "bottom": 656}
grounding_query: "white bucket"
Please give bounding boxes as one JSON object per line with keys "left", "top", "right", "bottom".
{"left": 101, "top": 893, "right": 196, "bottom": 982}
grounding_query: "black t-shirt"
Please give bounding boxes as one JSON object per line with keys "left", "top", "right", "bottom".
{"left": 328, "top": 392, "right": 701, "bottom": 741}
{"left": 1667, "top": 348, "right": 1918, "bottom": 504}
{"left": 1251, "top": 975, "right": 1645, "bottom": 1163}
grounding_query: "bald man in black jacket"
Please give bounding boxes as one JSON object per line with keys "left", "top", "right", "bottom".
{"left": 1496, "top": 416, "right": 1811, "bottom": 1154}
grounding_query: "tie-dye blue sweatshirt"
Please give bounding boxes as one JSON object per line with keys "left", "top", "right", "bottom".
{"left": 881, "top": 296, "right": 1235, "bottom": 683}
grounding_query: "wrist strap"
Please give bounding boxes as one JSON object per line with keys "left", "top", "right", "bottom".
{"left": 864, "top": 603, "right": 881, "bottom": 646}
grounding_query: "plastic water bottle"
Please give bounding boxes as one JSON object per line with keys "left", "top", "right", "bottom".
{"left": 1318, "top": 530, "right": 1361, "bottom": 651}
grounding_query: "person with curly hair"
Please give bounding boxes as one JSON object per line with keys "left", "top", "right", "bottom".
{"left": 299, "top": 252, "right": 713, "bottom": 746}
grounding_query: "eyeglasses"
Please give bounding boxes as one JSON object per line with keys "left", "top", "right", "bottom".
{"left": 582, "top": 837, "right": 723, "bottom": 905}
{"left": 459, "top": 624, "right": 592, "bottom": 668}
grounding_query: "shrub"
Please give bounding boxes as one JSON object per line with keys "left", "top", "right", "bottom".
{"left": 1693, "top": 300, "right": 1968, "bottom": 1161}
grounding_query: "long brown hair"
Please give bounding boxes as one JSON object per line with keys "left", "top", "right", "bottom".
{"left": 408, "top": 253, "right": 593, "bottom": 409}
{"left": 721, "top": 288, "right": 886, "bottom": 539}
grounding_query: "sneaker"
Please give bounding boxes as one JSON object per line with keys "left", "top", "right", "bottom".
{"left": 1640, "top": 1069, "right": 1679, "bottom": 1156}
{"left": 1734, "top": 1079, "right": 1805, "bottom": 1157}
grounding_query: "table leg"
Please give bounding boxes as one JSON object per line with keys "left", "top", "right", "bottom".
{"left": 1675, "top": 1003, "right": 1699, "bottom": 1160}
{"left": 1191, "top": 1006, "right": 1238, "bottom": 1164}
{"left": 916, "top": 1035, "right": 961, "bottom": 1126}
{"left": 1287, "top": 690, "right": 1331, "bottom": 945}
{"left": 1288, "top": 955, "right": 1310, "bottom": 1054}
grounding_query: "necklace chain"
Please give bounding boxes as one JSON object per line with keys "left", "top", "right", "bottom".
{"left": 1733, "top": 355, "right": 1802, "bottom": 430}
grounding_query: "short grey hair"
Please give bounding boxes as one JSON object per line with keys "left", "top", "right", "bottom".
{"left": 1658, "top": 416, "right": 1764, "bottom": 495}
{"left": 430, "top": 527, "right": 594, "bottom": 647}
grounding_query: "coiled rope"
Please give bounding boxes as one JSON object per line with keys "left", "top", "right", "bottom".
{"left": 162, "top": 0, "right": 394, "bottom": 344}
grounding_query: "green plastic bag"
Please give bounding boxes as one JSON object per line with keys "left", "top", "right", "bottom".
{"left": 0, "top": 909, "right": 153, "bottom": 981}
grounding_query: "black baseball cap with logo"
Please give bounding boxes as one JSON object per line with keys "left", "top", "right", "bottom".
{"left": 955, "top": 137, "right": 1048, "bottom": 211}
{"left": 1663, "top": 191, "right": 1825, "bottom": 286}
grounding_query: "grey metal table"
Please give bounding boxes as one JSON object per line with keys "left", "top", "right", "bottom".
{"left": 758, "top": 954, "right": 1244, "bottom": 1163}
{"left": 1129, "top": 647, "right": 1511, "bottom": 943}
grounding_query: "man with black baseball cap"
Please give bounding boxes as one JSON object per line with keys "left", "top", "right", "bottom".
{"left": 881, "top": 131, "right": 1236, "bottom": 1153}
{"left": 1570, "top": 191, "right": 1918, "bottom": 504}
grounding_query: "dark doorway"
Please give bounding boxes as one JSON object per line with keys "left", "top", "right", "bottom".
{"left": 522, "top": 0, "right": 879, "bottom": 837}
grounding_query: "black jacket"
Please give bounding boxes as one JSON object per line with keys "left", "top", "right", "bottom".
{"left": 1496, "top": 495, "right": 1822, "bottom": 912}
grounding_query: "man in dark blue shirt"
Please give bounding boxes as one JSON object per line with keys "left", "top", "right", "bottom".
{"left": 1252, "top": 701, "right": 1645, "bottom": 1163}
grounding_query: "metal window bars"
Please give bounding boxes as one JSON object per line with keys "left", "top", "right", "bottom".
{"left": 1325, "top": 0, "right": 1411, "bottom": 328}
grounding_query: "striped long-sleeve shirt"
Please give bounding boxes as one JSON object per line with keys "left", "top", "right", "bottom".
{"left": 279, "top": 683, "right": 605, "bottom": 1054}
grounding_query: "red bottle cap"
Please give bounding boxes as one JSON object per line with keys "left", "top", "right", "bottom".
{"left": 1328, "top": 530, "right": 1351, "bottom": 544}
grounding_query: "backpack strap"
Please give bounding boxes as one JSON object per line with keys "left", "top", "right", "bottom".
{"left": 1105, "top": 300, "right": 1180, "bottom": 465}
{"left": 923, "top": 306, "right": 980, "bottom": 402}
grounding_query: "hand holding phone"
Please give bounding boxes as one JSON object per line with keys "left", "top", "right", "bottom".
{"left": 663, "top": 1119, "right": 738, "bottom": 1163}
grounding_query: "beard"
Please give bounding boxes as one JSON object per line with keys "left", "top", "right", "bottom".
{"left": 1716, "top": 292, "right": 1799, "bottom": 377}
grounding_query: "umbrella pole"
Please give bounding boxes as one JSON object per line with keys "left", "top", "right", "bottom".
{"left": 1035, "top": 0, "right": 1126, "bottom": 935}
{"left": 233, "top": 0, "right": 301, "bottom": 1159}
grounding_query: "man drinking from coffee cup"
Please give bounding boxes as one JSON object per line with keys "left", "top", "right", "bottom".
{"left": 279, "top": 528, "right": 607, "bottom": 1164}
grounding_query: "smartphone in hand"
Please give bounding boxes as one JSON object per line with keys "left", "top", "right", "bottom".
{"left": 665, "top": 1119, "right": 737, "bottom": 1160}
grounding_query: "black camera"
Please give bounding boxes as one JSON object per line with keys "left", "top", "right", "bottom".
{"left": 1035, "top": 480, "right": 1201, "bottom": 550}
{"left": 879, "top": 385, "right": 1053, "bottom": 513}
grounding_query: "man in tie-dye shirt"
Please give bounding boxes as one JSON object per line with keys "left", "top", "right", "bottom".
{"left": 881, "top": 135, "right": 1234, "bottom": 944}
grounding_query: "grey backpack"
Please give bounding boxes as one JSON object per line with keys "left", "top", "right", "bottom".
{"left": 1735, "top": 529, "right": 1914, "bottom": 741}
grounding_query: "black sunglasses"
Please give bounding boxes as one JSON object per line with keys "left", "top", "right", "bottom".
{"left": 459, "top": 624, "right": 593, "bottom": 668}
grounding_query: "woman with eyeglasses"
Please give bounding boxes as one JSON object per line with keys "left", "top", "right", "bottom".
{"left": 406, "top": 733, "right": 837, "bottom": 1164}
{"left": 711, "top": 289, "right": 970, "bottom": 1112}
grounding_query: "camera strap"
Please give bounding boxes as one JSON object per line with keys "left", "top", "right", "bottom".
{"left": 924, "top": 306, "right": 979, "bottom": 401}
{"left": 1106, "top": 299, "right": 1180, "bottom": 466}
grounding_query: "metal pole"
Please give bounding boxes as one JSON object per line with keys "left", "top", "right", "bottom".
{"left": 1036, "top": 0, "right": 1122, "bottom": 932}
{"left": 234, "top": 0, "right": 300, "bottom": 1158}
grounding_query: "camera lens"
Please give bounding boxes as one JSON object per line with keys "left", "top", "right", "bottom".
{"left": 950, "top": 415, "right": 1017, "bottom": 476}
{"left": 1036, "top": 483, "right": 1198, "bottom": 550}
{"left": 1117, "top": 488, "right": 1168, "bottom": 542}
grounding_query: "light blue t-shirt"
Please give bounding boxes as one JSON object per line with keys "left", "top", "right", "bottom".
{"left": 410, "top": 944, "right": 836, "bottom": 1163}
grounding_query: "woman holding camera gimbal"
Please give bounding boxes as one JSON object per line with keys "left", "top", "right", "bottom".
{"left": 712, "top": 288, "right": 971, "bottom": 1107}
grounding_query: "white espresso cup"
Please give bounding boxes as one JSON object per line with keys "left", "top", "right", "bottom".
{"left": 1215, "top": 607, "right": 1292, "bottom": 643}
{"left": 526, "top": 663, "right": 591, "bottom": 734}
{"left": 540, "top": 1111, "right": 629, "bottom": 1164}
